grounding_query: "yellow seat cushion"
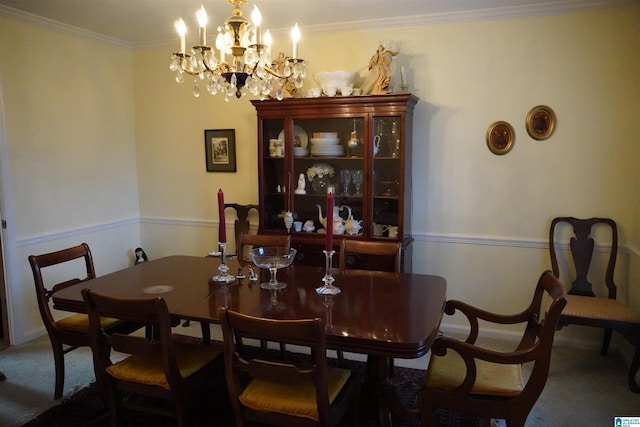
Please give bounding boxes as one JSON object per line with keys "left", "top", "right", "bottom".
{"left": 238, "top": 367, "right": 352, "bottom": 422}
{"left": 106, "top": 342, "right": 221, "bottom": 390}
{"left": 424, "top": 350, "right": 523, "bottom": 397}
{"left": 56, "top": 313, "right": 120, "bottom": 333}
{"left": 550, "top": 295, "right": 640, "bottom": 323}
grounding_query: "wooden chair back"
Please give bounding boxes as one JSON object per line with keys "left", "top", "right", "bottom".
{"left": 339, "top": 239, "right": 402, "bottom": 272}
{"left": 550, "top": 217, "right": 617, "bottom": 298}
{"left": 224, "top": 203, "right": 259, "bottom": 255}
{"left": 82, "top": 289, "right": 222, "bottom": 426}
{"left": 549, "top": 216, "right": 640, "bottom": 392}
{"left": 237, "top": 233, "right": 291, "bottom": 262}
{"left": 419, "top": 271, "right": 567, "bottom": 427}
{"left": 28, "top": 243, "right": 97, "bottom": 399}
{"left": 218, "top": 308, "right": 362, "bottom": 427}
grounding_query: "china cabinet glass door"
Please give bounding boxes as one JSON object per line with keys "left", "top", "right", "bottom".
{"left": 372, "top": 115, "right": 403, "bottom": 239}
{"left": 291, "top": 117, "right": 365, "bottom": 236}
{"left": 260, "top": 118, "right": 286, "bottom": 231}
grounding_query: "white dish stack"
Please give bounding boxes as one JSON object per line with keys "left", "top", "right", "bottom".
{"left": 310, "top": 132, "right": 343, "bottom": 157}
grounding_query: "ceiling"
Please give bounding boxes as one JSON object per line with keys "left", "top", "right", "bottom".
{"left": 0, "top": 0, "right": 624, "bottom": 46}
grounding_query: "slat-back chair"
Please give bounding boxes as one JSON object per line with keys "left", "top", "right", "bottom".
{"left": 339, "top": 239, "right": 402, "bottom": 273}
{"left": 28, "top": 243, "right": 138, "bottom": 399}
{"left": 237, "top": 232, "right": 291, "bottom": 263}
{"left": 419, "top": 271, "right": 567, "bottom": 426}
{"left": 337, "top": 239, "right": 402, "bottom": 366}
{"left": 82, "top": 289, "right": 223, "bottom": 427}
{"left": 219, "top": 307, "right": 363, "bottom": 427}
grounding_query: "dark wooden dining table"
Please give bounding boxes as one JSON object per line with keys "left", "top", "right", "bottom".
{"left": 52, "top": 255, "right": 446, "bottom": 426}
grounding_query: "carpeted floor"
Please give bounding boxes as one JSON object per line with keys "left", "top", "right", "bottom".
{"left": 21, "top": 357, "right": 488, "bottom": 427}
{"left": 4, "top": 326, "right": 639, "bottom": 426}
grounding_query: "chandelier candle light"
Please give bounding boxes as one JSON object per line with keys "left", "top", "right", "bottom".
{"left": 214, "top": 188, "right": 235, "bottom": 283}
{"left": 170, "top": 1, "right": 306, "bottom": 100}
{"left": 317, "top": 191, "right": 340, "bottom": 295}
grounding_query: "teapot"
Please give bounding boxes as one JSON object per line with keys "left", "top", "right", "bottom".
{"left": 344, "top": 215, "right": 363, "bottom": 235}
{"left": 317, "top": 204, "right": 346, "bottom": 235}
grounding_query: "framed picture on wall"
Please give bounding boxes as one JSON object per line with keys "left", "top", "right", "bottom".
{"left": 205, "top": 129, "right": 237, "bottom": 172}
{"left": 526, "top": 105, "right": 556, "bottom": 140}
{"left": 486, "top": 121, "right": 515, "bottom": 155}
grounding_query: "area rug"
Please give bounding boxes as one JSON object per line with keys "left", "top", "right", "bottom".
{"left": 22, "top": 338, "right": 491, "bottom": 427}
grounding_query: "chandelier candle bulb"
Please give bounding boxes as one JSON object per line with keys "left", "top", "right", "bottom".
{"left": 175, "top": 18, "right": 186, "bottom": 54}
{"left": 196, "top": 5, "right": 208, "bottom": 46}
{"left": 218, "top": 188, "right": 226, "bottom": 243}
{"left": 326, "top": 191, "right": 334, "bottom": 251}
{"left": 251, "top": 6, "right": 262, "bottom": 45}
{"left": 264, "top": 30, "right": 272, "bottom": 61}
{"left": 291, "top": 23, "right": 300, "bottom": 58}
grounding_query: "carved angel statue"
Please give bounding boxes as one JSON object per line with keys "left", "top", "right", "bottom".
{"left": 361, "top": 44, "right": 399, "bottom": 95}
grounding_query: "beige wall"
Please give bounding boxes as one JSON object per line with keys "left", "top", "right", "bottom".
{"left": 0, "top": 3, "right": 638, "bottom": 345}
{"left": 0, "top": 16, "right": 141, "bottom": 342}
{"left": 133, "top": 5, "right": 640, "bottom": 334}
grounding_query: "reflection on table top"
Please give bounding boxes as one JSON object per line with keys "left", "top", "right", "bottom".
{"left": 53, "top": 255, "right": 446, "bottom": 359}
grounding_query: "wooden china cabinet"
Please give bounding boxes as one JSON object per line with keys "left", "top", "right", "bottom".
{"left": 251, "top": 93, "right": 418, "bottom": 272}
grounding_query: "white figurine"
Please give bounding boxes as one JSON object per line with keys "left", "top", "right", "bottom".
{"left": 294, "top": 173, "right": 306, "bottom": 194}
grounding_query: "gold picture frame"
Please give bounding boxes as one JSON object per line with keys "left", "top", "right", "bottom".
{"left": 526, "top": 105, "right": 556, "bottom": 140}
{"left": 486, "top": 121, "right": 515, "bottom": 155}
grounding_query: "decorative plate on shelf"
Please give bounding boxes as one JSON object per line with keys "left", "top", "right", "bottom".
{"left": 278, "top": 125, "right": 308, "bottom": 148}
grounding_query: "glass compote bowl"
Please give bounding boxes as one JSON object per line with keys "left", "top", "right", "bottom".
{"left": 249, "top": 247, "right": 297, "bottom": 290}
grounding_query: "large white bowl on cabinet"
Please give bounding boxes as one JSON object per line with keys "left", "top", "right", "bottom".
{"left": 313, "top": 71, "right": 359, "bottom": 91}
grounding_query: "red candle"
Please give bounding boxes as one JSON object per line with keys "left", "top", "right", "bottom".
{"left": 218, "top": 189, "right": 226, "bottom": 243}
{"left": 325, "top": 191, "right": 333, "bottom": 252}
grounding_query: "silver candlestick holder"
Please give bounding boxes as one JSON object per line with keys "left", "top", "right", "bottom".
{"left": 316, "top": 250, "right": 341, "bottom": 295}
{"left": 212, "top": 242, "right": 235, "bottom": 284}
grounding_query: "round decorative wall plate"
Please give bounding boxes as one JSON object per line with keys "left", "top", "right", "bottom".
{"left": 486, "top": 121, "right": 515, "bottom": 155}
{"left": 526, "top": 105, "right": 556, "bottom": 140}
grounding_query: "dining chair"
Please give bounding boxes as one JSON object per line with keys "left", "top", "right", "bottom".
{"left": 238, "top": 232, "right": 292, "bottom": 355}
{"left": 338, "top": 239, "right": 402, "bottom": 273}
{"left": 419, "top": 270, "right": 567, "bottom": 427}
{"left": 82, "top": 289, "right": 223, "bottom": 427}
{"left": 237, "top": 232, "right": 291, "bottom": 262}
{"left": 218, "top": 307, "right": 363, "bottom": 427}
{"left": 337, "top": 239, "right": 402, "bottom": 366}
{"left": 225, "top": 203, "right": 259, "bottom": 256}
{"left": 28, "top": 243, "right": 140, "bottom": 399}
{"left": 549, "top": 216, "right": 640, "bottom": 392}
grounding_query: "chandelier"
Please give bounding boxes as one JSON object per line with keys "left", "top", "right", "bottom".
{"left": 169, "top": 1, "right": 306, "bottom": 100}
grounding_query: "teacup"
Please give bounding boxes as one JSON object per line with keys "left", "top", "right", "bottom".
{"left": 269, "top": 139, "right": 283, "bottom": 157}
{"left": 323, "top": 86, "right": 337, "bottom": 97}
{"left": 373, "top": 223, "right": 388, "bottom": 236}
{"left": 388, "top": 225, "right": 399, "bottom": 238}
{"left": 293, "top": 221, "right": 303, "bottom": 232}
{"left": 309, "top": 87, "right": 321, "bottom": 98}
{"left": 340, "top": 87, "right": 353, "bottom": 96}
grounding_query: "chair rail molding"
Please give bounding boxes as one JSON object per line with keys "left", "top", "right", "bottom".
{"left": 17, "top": 217, "right": 140, "bottom": 248}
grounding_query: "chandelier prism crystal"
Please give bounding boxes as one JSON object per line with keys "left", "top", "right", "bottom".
{"left": 169, "top": 1, "right": 306, "bottom": 101}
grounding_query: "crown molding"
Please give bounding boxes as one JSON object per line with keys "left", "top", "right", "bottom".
{"left": 3, "top": 1, "right": 631, "bottom": 50}
{"left": 0, "top": 4, "right": 132, "bottom": 49}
